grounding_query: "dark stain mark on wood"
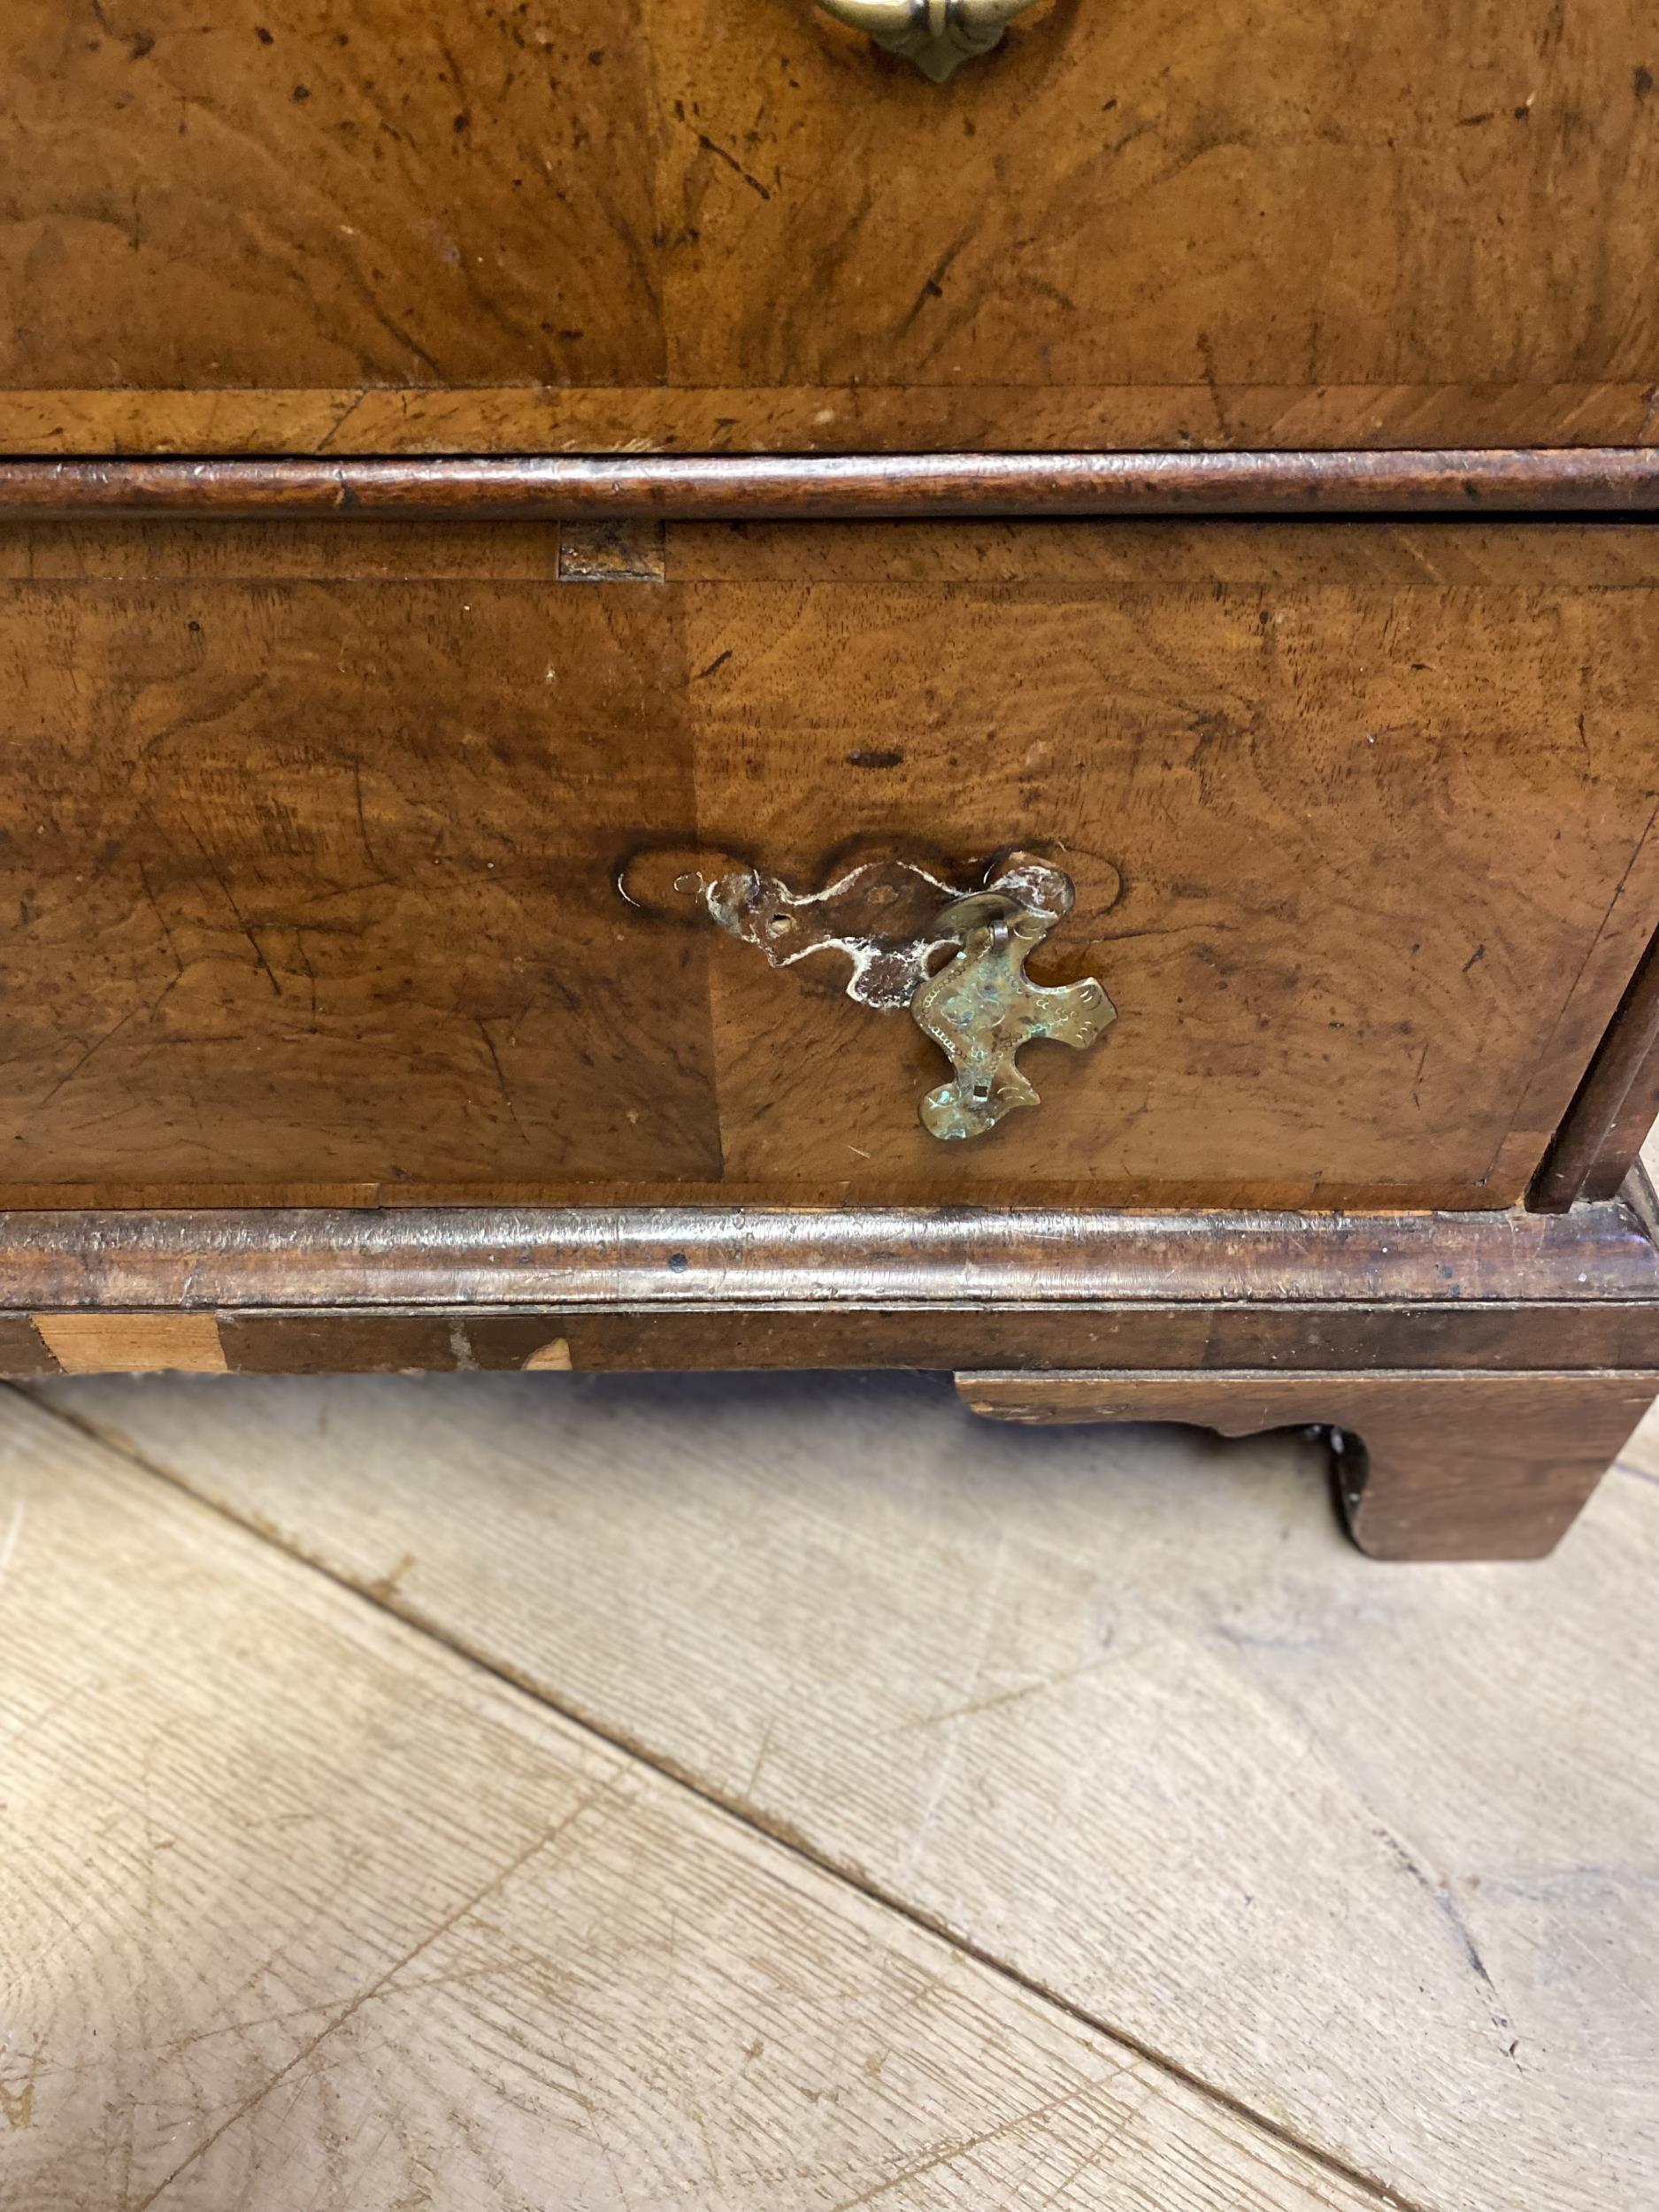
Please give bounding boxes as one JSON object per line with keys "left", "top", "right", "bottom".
{"left": 695, "top": 133, "right": 772, "bottom": 203}
{"left": 557, "top": 520, "right": 665, "bottom": 583}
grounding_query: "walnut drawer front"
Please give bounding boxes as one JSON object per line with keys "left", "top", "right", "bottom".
{"left": 2, "top": 0, "right": 1654, "bottom": 455}
{"left": 0, "top": 517, "right": 1654, "bottom": 1212}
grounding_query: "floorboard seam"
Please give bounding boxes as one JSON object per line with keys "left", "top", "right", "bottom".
{"left": 17, "top": 1381, "right": 1432, "bottom": 2212}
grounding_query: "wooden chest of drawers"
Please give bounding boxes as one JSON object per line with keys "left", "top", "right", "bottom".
{"left": 4, "top": 0, "right": 1657, "bottom": 1556}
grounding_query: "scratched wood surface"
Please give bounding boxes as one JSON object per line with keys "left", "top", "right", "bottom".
{"left": 34, "top": 1363, "right": 1658, "bottom": 2212}
{"left": 3, "top": 0, "right": 1656, "bottom": 453}
{"left": 1, "top": 518, "right": 1656, "bottom": 1210}
{"left": 0, "top": 1386, "right": 1394, "bottom": 2212}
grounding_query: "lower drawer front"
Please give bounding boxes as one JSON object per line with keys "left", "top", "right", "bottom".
{"left": 1, "top": 518, "right": 1655, "bottom": 1210}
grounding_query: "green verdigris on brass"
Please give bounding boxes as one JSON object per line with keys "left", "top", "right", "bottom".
{"left": 910, "top": 865, "right": 1116, "bottom": 1140}
{"left": 701, "top": 850, "right": 1116, "bottom": 1142}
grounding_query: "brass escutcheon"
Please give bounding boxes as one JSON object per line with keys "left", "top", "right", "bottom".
{"left": 814, "top": 0, "right": 1043, "bottom": 82}
{"left": 703, "top": 850, "right": 1116, "bottom": 1140}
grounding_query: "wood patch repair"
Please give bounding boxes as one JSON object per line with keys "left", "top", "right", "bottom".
{"left": 522, "top": 1337, "right": 573, "bottom": 1371}
{"left": 33, "top": 1312, "right": 227, "bottom": 1375}
{"left": 557, "top": 521, "right": 666, "bottom": 583}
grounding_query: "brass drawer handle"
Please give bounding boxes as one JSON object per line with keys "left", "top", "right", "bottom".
{"left": 706, "top": 852, "right": 1116, "bottom": 1140}
{"left": 815, "top": 0, "right": 1041, "bottom": 81}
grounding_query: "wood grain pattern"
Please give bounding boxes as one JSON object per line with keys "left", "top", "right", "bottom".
{"left": 6, "top": 383, "right": 1659, "bottom": 456}
{"left": 0, "top": 1388, "right": 1388, "bottom": 2210}
{"left": 0, "top": 565, "right": 720, "bottom": 1196}
{"left": 665, "top": 518, "right": 1659, "bottom": 588}
{"left": 31, "top": 1310, "right": 227, "bottom": 1374}
{"left": 2, "top": 450, "right": 1658, "bottom": 521}
{"left": 8, "top": 514, "right": 1659, "bottom": 588}
{"left": 660, "top": 0, "right": 1658, "bottom": 394}
{"left": 0, "top": 0, "right": 664, "bottom": 393}
{"left": 47, "top": 1363, "right": 1659, "bottom": 2210}
{"left": 2, "top": 517, "right": 1655, "bottom": 1208}
{"left": 4, "top": 0, "right": 1656, "bottom": 451}
{"left": 956, "top": 1367, "right": 1659, "bottom": 1560}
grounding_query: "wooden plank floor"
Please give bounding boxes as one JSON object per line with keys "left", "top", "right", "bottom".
{"left": 5, "top": 1356, "right": 1656, "bottom": 2209}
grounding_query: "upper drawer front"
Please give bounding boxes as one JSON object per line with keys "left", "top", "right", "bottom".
{"left": 0, "top": 517, "right": 1655, "bottom": 1211}
{"left": 3, "top": 0, "right": 1654, "bottom": 454}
